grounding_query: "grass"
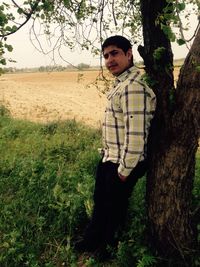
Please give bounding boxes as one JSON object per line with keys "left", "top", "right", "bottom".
{"left": 0, "top": 112, "right": 101, "bottom": 266}
{"left": 0, "top": 108, "right": 199, "bottom": 267}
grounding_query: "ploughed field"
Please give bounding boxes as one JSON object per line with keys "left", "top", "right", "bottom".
{"left": 0, "top": 68, "right": 180, "bottom": 128}
{"left": 0, "top": 70, "right": 107, "bottom": 128}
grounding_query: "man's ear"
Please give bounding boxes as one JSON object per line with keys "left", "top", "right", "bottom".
{"left": 127, "top": 48, "right": 133, "bottom": 60}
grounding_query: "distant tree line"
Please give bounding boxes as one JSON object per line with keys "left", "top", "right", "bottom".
{"left": 2, "top": 59, "right": 184, "bottom": 75}
{"left": 2, "top": 63, "right": 93, "bottom": 74}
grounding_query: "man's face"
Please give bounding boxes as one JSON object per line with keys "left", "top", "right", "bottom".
{"left": 103, "top": 45, "right": 133, "bottom": 76}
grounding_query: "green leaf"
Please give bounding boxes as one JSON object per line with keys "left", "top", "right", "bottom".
{"left": 11, "top": 25, "right": 17, "bottom": 32}
{"left": 17, "top": 8, "right": 23, "bottom": 14}
{"left": 5, "top": 25, "right": 11, "bottom": 32}
{"left": 177, "top": 3, "right": 186, "bottom": 11}
{"left": 161, "top": 24, "right": 176, "bottom": 42}
{"left": 5, "top": 44, "right": 13, "bottom": 52}
{"left": 63, "top": 0, "right": 70, "bottom": 8}
{"left": 0, "top": 58, "right": 6, "bottom": 65}
{"left": 153, "top": 47, "right": 166, "bottom": 60}
{"left": 196, "top": 66, "right": 200, "bottom": 72}
{"left": 177, "top": 38, "right": 186, "bottom": 45}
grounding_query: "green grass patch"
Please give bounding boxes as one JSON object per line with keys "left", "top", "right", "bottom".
{"left": 0, "top": 114, "right": 101, "bottom": 266}
{"left": 0, "top": 109, "right": 199, "bottom": 267}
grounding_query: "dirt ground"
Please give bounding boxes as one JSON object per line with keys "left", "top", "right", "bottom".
{"left": 0, "top": 70, "right": 108, "bottom": 128}
{"left": 0, "top": 68, "right": 181, "bottom": 128}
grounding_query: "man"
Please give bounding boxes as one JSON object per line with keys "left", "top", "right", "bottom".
{"left": 75, "top": 35, "right": 156, "bottom": 260}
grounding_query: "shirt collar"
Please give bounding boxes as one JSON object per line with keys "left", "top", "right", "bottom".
{"left": 115, "top": 66, "right": 140, "bottom": 84}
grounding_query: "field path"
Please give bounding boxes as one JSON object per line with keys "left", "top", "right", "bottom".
{"left": 0, "top": 71, "right": 107, "bottom": 128}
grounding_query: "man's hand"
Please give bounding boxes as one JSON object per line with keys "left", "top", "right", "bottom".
{"left": 118, "top": 173, "right": 127, "bottom": 182}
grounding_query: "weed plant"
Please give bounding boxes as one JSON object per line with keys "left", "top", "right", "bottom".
{"left": 0, "top": 108, "right": 199, "bottom": 267}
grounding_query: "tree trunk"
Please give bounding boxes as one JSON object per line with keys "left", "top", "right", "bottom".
{"left": 139, "top": 0, "right": 200, "bottom": 264}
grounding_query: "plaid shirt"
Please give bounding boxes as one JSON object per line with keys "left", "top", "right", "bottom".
{"left": 102, "top": 66, "right": 156, "bottom": 176}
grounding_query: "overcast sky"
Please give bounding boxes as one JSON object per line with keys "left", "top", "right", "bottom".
{"left": 4, "top": 9, "right": 199, "bottom": 68}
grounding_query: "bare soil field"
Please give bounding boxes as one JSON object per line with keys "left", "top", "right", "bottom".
{"left": 0, "top": 70, "right": 107, "bottom": 128}
{"left": 0, "top": 68, "right": 180, "bottom": 128}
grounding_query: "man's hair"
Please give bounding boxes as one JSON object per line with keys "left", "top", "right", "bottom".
{"left": 102, "top": 35, "right": 132, "bottom": 54}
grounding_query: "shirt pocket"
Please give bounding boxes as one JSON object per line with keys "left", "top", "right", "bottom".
{"left": 110, "top": 93, "right": 123, "bottom": 119}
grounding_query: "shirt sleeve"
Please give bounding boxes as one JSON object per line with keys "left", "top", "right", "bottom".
{"left": 118, "top": 82, "right": 145, "bottom": 177}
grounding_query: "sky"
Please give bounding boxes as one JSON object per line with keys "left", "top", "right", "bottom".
{"left": 4, "top": 5, "right": 199, "bottom": 69}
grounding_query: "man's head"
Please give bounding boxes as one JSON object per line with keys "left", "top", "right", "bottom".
{"left": 102, "top": 35, "right": 133, "bottom": 76}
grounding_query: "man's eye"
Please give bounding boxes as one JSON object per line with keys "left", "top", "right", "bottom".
{"left": 111, "top": 51, "right": 119, "bottom": 56}
{"left": 103, "top": 50, "right": 119, "bottom": 59}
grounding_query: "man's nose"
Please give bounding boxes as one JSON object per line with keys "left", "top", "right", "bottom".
{"left": 106, "top": 54, "right": 114, "bottom": 62}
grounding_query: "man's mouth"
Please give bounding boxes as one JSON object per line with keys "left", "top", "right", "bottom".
{"left": 108, "top": 64, "right": 118, "bottom": 69}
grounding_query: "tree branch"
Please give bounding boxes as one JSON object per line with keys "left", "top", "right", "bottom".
{"left": 0, "top": 0, "right": 41, "bottom": 38}
{"left": 11, "top": 0, "right": 29, "bottom": 16}
{"left": 174, "top": 0, "right": 190, "bottom": 49}
{"left": 111, "top": 0, "right": 117, "bottom": 26}
{"left": 187, "top": 20, "right": 200, "bottom": 42}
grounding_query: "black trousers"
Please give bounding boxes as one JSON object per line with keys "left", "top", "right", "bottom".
{"left": 83, "top": 159, "right": 147, "bottom": 249}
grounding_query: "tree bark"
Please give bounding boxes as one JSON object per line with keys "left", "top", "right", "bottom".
{"left": 139, "top": 0, "right": 200, "bottom": 264}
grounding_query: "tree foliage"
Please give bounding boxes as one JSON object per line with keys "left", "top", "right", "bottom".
{"left": 0, "top": 0, "right": 199, "bottom": 66}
